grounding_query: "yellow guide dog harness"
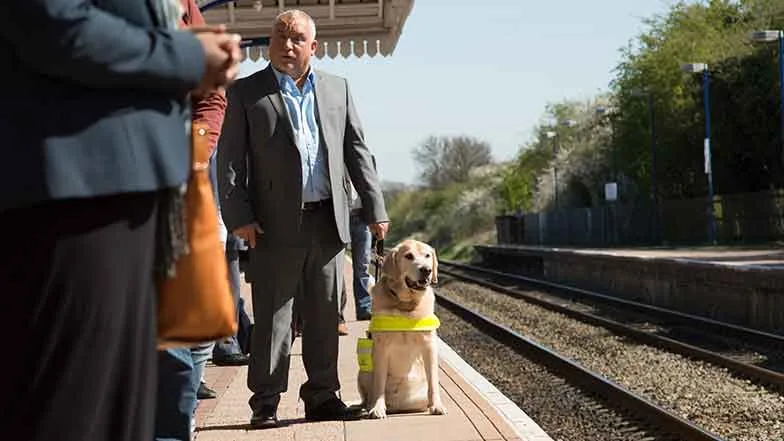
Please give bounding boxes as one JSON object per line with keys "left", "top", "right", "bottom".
{"left": 356, "top": 313, "right": 440, "bottom": 373}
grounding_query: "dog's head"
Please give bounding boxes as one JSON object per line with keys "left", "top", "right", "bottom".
{"left": 380, "top": 239, "right": 438, "bottom": 302}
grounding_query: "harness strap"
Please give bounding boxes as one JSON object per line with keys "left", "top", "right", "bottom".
{"left": 357, "top": 313, "right": 440, "bottom": 373}
{"left": 368, "top": 313, "right": 441, "bottom": 332}
{"left": 357, "top": 338, "right": 373, "bottom": 372}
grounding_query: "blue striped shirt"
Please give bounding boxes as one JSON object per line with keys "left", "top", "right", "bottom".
{"left": 272, "top": 67, "right": 331, "bottom": 203}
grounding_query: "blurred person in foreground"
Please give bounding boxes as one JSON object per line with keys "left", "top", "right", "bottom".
{"left": 0, "top": 1, "right": 241, "bottom": 441}
{"left": 154, "top": 1, "right": 239, "bottom": 440}
{"left": 217, "top": 9, "right": 388, "bottom": 429}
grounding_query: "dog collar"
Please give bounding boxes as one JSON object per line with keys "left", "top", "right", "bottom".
{"left": 381, "top": 281, "right": 428, "bottom": 312}
{"left": 368, "top": 313, "right": 441, "bottom": 332}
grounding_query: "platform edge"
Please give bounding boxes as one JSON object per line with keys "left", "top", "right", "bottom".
{"left": 437, "top": 338, "right": 554, "bottom": 441}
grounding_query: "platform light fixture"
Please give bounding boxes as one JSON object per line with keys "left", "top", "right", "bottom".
{"left": 681, "top": 62, "right": 716, "bottom": 244}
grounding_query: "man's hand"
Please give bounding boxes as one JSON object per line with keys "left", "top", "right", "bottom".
{"left": 194, "top": 31, "right": 242, "bottom": 96}
{"left": 233, "top": 223, "right": 263, "bottom": 248}
{"left": 369, "top": 222, "right": 389, "bottom": 240}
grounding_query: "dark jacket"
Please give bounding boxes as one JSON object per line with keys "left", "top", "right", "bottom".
{"left": 180, "top": 0, "right": 227, "bottom": 151}
{"left": 0, "top": 0, "right": 206, "bottom": 212}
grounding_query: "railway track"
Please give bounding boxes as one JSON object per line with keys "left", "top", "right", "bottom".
{"left": 435, "top": 294, "right": 725, "bottom": 440}
{"left": 438, "top": 260, "right": 784, "bottom": 390}
{"left": 435, "top": 260, "right": 784, "bottom": 440}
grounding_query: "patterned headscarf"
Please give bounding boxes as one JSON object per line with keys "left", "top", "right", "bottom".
{"left": 153, "top": 0, "right": 192, "bottom": 282}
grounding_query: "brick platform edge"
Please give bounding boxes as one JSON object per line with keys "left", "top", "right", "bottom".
{"left": 476, "top": 245, "right": 784, "bottom": 332}
{"left": 195, "top": 363, "right": 242, "bottom": 424}
{"left": 438, "top": 339, "right": 554, "bottom": 441}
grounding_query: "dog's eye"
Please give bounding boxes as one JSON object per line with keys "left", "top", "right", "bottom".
{"left": 425, "top": 254, "right": 431, "bottom": 258}
{"left": 404, "top": 253, "right": 414, "bottom": 260}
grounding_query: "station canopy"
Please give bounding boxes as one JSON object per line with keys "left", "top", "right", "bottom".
{"left": 197, "top": 0, "right": 415, "bottom": 61}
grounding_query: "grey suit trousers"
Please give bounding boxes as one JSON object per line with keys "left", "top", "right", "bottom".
{"left": 247, "top": 205, "right": 344, "bottom": 410}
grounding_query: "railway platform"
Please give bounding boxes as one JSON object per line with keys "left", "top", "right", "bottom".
{"left": 479, "top": 244, "right": 784, "bottom": 269}
{"left": 475, "top": 244, "right": 784, "bottom": 333}
{"left": 193, "top": 260, "right": 552, "bottom": 441}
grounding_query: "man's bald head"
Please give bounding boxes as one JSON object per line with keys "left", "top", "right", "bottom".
{"left": 269, "top": 9, "right": 318, "bottom": 82}
{"left": 274, "top": 9, "right": 316, "bottom": 40}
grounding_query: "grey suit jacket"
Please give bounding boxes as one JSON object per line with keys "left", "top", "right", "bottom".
{"left": 217, "top": 65, "right": 388, "bottom": 246}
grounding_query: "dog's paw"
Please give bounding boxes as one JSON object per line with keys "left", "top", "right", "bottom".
{"left": 428, "top": 403, "right": 447, "bottom": 415}
{"left": 368, "top": 404, "right": 387, "bottom": 419}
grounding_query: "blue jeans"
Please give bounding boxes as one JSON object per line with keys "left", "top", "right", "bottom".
{"left": 155, "top": 348, "right": 196, "bottom": 441}
{"left": 209, "top": 150, "right": 245, "bottom": 358}
{"left": 212, "top": 234, "right": 244, "bottom": 358}
{"left": 349, "top": 214, "right": 373, "bottom": 314}
{"left": 190, "top": 342, "right": 213, "bottom": 387}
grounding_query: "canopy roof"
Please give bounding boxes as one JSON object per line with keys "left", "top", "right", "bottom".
{"left": 197, "top": 0, "right": 415, "bottom": 61}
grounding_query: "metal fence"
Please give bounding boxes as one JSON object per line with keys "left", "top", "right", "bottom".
{"left": 496, "top": 190, "right": 784, "bottom": 246}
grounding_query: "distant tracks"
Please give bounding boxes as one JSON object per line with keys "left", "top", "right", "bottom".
{"left": 435, "top": 293, "right": 725, "bottom": 441}
{"left": 439, "top": 260, "right": 784, "bottom": 390}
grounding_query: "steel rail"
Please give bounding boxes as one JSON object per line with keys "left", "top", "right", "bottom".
{"left": 436, "top": 293, "right": 726, "bottom": 441}
{"left": 438, "top": 261, "right": 784, "bottom": 390}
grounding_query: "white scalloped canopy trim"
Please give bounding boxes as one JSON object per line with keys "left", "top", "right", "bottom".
{"left": 200, "top": 0, "right": 414, "bottom": 61}
{"left": 243, "top": 38, "right": 397, "bottom": 61}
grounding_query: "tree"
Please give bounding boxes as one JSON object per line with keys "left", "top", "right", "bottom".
{"left": 412, "top": 135, "right": 493, "bottom": 188}
{"left": 497, "top": 97, "right": 614, "bottom": 213}
{"left": 609, "top": 0, "right": 784, "bottom": 198}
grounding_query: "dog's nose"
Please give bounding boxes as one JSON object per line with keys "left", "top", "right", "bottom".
{"left": 419, "top": 267, "right": 432, "bottom": 278}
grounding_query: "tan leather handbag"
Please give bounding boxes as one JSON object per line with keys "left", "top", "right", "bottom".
{"left": 157, "top": 122, "right": 237, "bottom": 349}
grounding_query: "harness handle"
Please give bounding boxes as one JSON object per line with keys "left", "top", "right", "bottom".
{"left": 370, "top": 238, "right": 384, "bottom": 281}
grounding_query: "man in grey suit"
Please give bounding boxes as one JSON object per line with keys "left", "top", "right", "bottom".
{"left": 218, "top": 9, "right": 389, "bottom": 428}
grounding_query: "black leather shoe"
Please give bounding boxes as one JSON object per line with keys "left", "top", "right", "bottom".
{"left": 197, "top": 382, "right": 217, "bottom": 399}
{"left": 212, "top": 353, "right": 249, "bottom": 367}
{"left": 305, "top": 397, "right": 363, "bottom": 421}
{"left": 250, "top": 406, "right": 279, "bottom": 429}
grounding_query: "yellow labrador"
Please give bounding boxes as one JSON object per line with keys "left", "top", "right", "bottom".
{"left": 357, "top": 239, "right": 447, "bottom": 419}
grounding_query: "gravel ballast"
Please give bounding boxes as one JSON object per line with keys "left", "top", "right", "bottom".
{"left": 437, "top": 305, "right": 667, "bottom": 441}
{"left": 437, "top": 280, "right": 784, "bottom": 441}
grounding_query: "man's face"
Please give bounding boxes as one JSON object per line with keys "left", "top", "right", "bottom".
{"left": 269, "top": 15, "right": 317, "bottom": 79}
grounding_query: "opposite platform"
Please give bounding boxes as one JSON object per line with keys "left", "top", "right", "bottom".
{"left": 476, "top": 244, "right": 784, "bottom": 332}
{"left": 479, "top": 244, "right": 784, "bottom": 269}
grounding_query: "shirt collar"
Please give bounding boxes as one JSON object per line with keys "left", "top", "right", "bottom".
{"left": 271, "top": 64, "right": 316, "bottom": 93}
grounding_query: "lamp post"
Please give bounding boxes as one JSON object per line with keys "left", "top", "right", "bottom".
{"left": 682, "top": 62, "right": 717, "bottom": 244}
{"left": 595, "top": 107, "right": 619, "bottom": 244}
{"left": 546, "top": 131, "right": 558, "bottom": 208}
{"left": 595, "top": 106, "right": 616, "bottom": 181}
{"left": 545, "top": 120, "right": 578, "bottom": 210}
{"left": 750, "top": 30, "right": 784, "bottom": 166}
{"left": 561, "top": 119, "right": 578, "bottom": 130}
{"left": 596, "top": 106, "right": 621, "bottom": 204}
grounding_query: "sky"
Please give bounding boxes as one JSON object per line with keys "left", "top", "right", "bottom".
{"left": 238, "top": 0, "right": 675, "bottom": 185}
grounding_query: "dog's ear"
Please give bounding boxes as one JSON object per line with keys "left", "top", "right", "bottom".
{"left": 430, "top": 247, "right": 438, "bottom": 284}
{"left": 382, "top": 248, "right": 401, "bottom": 282}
